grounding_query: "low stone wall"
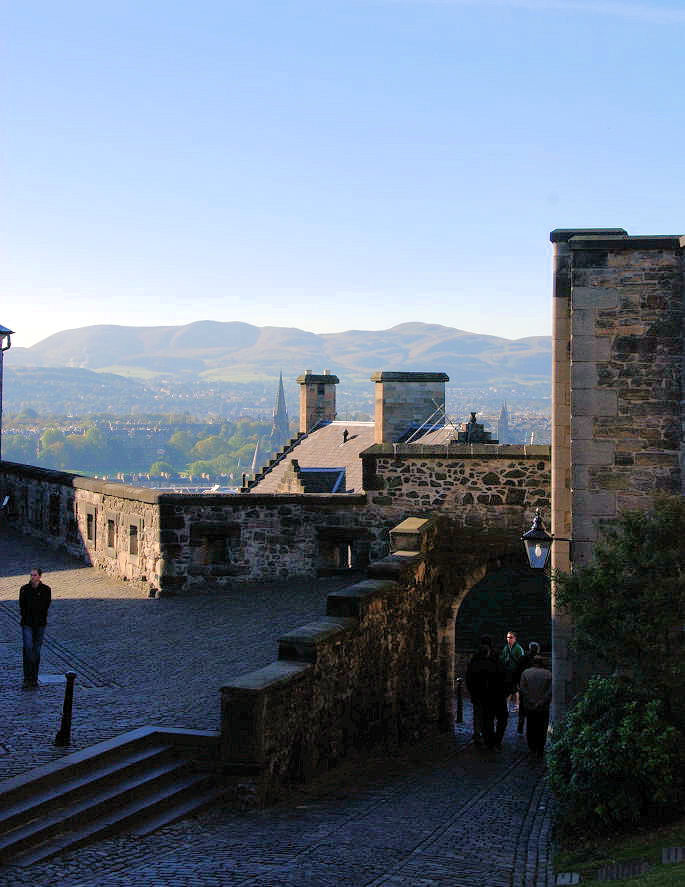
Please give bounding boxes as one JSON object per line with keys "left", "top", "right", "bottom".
{"left": 362, "top": 444, "right": 551, "bottom": 530}
{"left": 0, "top": 461, "right": 162, "bottom": 589}
{"left": 157, "top": 493, "right": 381, "bottom": 592}
{"left": 0, "top": 462, "right": 388, "bottom": 592}
{"left": 220, "top": 521, "right": 445, "bottom": 801}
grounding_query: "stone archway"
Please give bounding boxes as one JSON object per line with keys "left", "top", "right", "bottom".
{"left": 425, "top": 520, "right": 544, "bottom": 728}
{"left": 453, "top": 564, "right": 550, "bottom": 680}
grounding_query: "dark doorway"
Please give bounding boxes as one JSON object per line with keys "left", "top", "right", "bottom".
{"left": 454, "top": 565, "right": 550, "bottom": 678}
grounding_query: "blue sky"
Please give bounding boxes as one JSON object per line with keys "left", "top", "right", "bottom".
{"left": 2, "top": 0, "right": 684, "bottom": 348}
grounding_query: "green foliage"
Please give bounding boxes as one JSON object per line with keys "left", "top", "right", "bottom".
{"left": 149, "top": 460, "right": 173, "bottom": 475}
{"left": 554, "top": 496, "right": 685, "bottom": 725}
{"left": 548, "top": 676, "right": 685, "bottom": 835}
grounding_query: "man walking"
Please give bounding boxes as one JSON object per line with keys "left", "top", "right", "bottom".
{"left": 500, "top": 630, "right": 524, "bottom": 712}
{"left": 519, "top": 654, "right": 553, "bottom": 758}
{"left": 19, "top": 568, "right": 51, "bottom": 688}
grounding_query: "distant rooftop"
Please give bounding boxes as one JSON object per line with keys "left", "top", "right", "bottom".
{"left": 250, "top": 421, "right": 375, "bottom": 493}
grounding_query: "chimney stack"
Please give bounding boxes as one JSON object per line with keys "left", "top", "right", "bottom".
{"left": 296, "top": 370, "right": 340, "bottom": 434}
{"left": 371, "top": 371, "right": 449, "bottom": 444}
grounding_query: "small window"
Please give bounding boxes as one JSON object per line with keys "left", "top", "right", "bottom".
{"left": 107, "top": 519, "right": 115, "bottom": 549}
{"left": 129, "top": 524, "right": 138, "bottom": 556}
{"left": 317, "top": 384, "right": 325, "bottom": 395}
{"left": 86, "top": 512, "right": 94, "bottom": 542}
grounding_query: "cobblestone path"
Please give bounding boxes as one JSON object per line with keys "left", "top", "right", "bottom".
{"left": 0, "top": 530, "right": 554, "bottom": 886}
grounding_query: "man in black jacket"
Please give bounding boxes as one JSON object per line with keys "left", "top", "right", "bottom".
{"left": 19, "top": 568, "right": 51, "bottom": 688}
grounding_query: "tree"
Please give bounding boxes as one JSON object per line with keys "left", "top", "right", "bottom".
{"left": 548, "top": 495, "right": 685, "bottom": 837}
{"left": 149, "top": 460, "right": 174, "bottom": 476}
{"left": 554, "top": 495, "right": 685, "bottom": 724}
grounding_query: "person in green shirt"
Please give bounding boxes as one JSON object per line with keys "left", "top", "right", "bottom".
{"left": 500, "top": 630, "right": 524, "bottom": 713}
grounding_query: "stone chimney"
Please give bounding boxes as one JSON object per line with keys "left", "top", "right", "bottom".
{"left": 371, "top": 371, "right": 449, "bottom": 444}
{"left": 296, "top": 369, "right": 339, "bottom": 434}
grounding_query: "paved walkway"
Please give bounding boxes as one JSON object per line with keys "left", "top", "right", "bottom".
{"left": 0, "top": 530, "right": 555, "bottom": 886}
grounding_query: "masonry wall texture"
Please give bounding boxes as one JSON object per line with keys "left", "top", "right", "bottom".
{"left": 0, "top": 446, "right": 552, "bottom": 594}
{"left": 0, "top": 462, "right": 162, "bottom": 589}
{"left": 363, "top": 444, "right": 551, "bottom": 531}
{"left": 550, "top": 229, "right": 685, "bottom": 718}
{"left": 219, "top": 516, "right": 517, "bottom": 801}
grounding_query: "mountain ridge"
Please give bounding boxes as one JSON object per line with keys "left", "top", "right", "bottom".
{"left": 6, "top": 320, "right": 551, "bottom": 385}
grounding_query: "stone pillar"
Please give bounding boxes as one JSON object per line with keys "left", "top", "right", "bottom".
{"left": 549, "top": 228, "right": 626, "bottom": 722}
{"left": 296, "top": 370, "right": 339, "bottom": 434}
{"left": 371, "top": 371, "right": 449, "bottom": 444}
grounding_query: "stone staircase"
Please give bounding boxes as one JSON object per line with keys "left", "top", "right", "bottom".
{"left": 0, "top": 727, "right": 226, "bottom": 867}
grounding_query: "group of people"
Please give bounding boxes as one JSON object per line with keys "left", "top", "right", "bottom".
{"left": 465, "top": 629, "right": 552, "bottom": 757}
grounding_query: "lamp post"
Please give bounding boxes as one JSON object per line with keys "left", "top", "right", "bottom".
{"left": 0, "top": 325, "right": 14, "bottom": 463}
{"left": 521, "top": 508, "right": 554, "bottom": 570}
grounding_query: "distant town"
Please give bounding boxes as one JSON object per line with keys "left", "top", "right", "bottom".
{"left": 3, "top": 378, "right": 551, "bottom": 489}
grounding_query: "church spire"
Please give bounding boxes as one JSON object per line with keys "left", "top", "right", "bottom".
{"left": 270, "top": 371, "right": 290, "bottom": 450}
{"left": 251, "top": 438, "right": 263, "bottom": 476}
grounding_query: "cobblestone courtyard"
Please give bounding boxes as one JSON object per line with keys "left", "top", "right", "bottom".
{"left": 0, "top": 530, "right": 554, "bottom": 886}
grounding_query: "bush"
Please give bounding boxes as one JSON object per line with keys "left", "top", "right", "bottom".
{"left": 548, "top": 676, "right": 685, "bottom": 836}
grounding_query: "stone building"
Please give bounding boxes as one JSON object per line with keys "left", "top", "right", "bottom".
{"left": 550, "top": 228, "right": 685, "bottom": 718}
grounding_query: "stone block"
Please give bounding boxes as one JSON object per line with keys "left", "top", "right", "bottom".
{"left": 571, "top": 388, "right": 618, "bottom": 417}
{"left": 571, "top": 439, "right": 615, "bottom": 466}
{"left": 571, "top": 416, "right": 594, "bottom": 440}
{"left": 572, "top": 490, "right": 616, "bottom": 518}
{"left": 278, "top": 618, "right": 357, "bottom": 663}
{"left": 572, "top": 286, "right": 618, "bottom": 309}
{"left": 327, "top": 579, "right": 399, "bottom": 618}
{"left": 571, "top": 464, "right": 589, "bottom": 490}
{"left": 570, "top": 307, "right": 597, "bottom": 336}
{"left": 571, "top": 335, "right": 611, "bottom": 362}
{"left": 571, "top": 362, "right": 598, "bottom": 388}
{"left": 570, "top": 513, "right": 600, "bottom": 543}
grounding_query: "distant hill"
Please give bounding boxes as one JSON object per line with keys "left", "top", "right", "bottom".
{"left": 6, "top": 320, "right": 551, "bottom": 386}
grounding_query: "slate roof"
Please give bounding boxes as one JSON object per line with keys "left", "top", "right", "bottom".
{"left": 409, "top": 425, "right": 461, "bottom": 445}
{"left": 250, "top": 421, "right": 375, "bottom": 493}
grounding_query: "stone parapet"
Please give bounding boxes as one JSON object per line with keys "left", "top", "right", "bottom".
{"left": 219, "top": 518, "right": 443, "bottom": 801}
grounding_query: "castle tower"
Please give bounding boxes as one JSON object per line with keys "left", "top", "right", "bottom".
{"left": 269, "top": 371, "right": 290, "bottom": 450}
{"left": 296, "top": 370, "right": 339, "bottom": 434}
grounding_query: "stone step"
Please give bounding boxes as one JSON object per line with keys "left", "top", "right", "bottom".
{"left": 0, "top": 727, "right": 224, "bottom": 866}
{"left": 0, "top": 756, "right": 196, "bottom": 861}
{"left": 7, "top": 770, "right": 220, "bottom": 866}
{"left": 0, "top": 741, "right": 174, "bottom": 834}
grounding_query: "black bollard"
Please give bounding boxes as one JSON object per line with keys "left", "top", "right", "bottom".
{"left": 55, "top": 672, "right": 77, "bottom": 746}
{"left": 456, "top": 677, "right": 463, "bottom": 724}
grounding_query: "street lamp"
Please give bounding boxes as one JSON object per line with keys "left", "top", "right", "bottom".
{"left": 0, "top": 325, "right": 14, "bottom": 463}
{"left": 522, "top": 508, "right": 554, "bottom": 570}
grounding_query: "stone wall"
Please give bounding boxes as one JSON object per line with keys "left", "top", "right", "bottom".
{"left": 219, "top": 514, "right": 533, "bottom": 802}
{"left": 157, "top": 493, "right": 379, "bottom": 592}
{"left": 550, "top": 229, "right": 685, "bottom": 717}
{"left": 220, "top": 520, "right": 447, "bottom": 801}
{"left": 0, "top": 446, "right": 551, "bottom": 594}
{"left": 362, "top": 443, "right": 551, "bottom": 531}
{"left": 0, "top": 461, "right": 162, "bottom": 590}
